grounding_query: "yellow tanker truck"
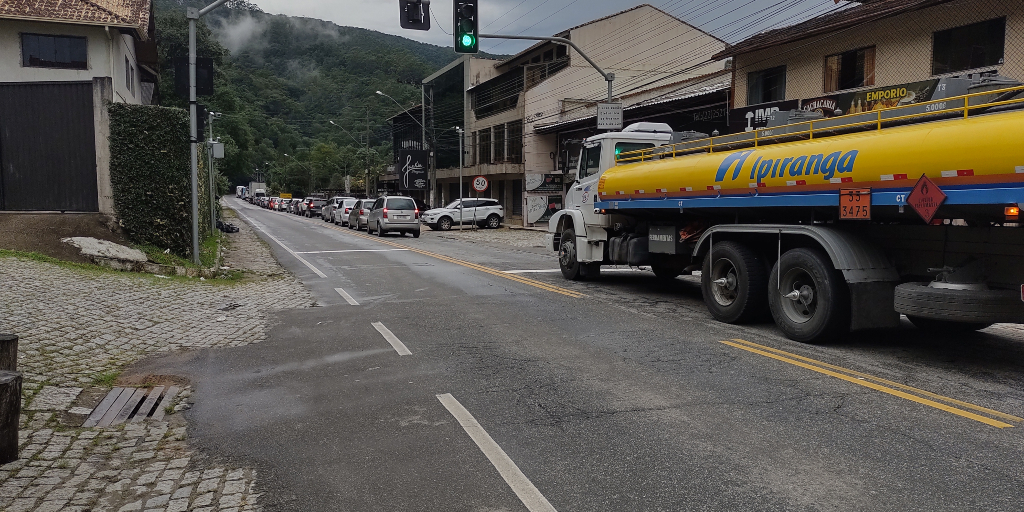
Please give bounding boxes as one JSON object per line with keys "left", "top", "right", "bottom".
{"left": 547, "top": 84, "right": 1024, "bottom": 343}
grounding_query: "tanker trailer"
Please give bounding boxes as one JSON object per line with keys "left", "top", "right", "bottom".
{"left": 548, "top": 88, "right": 1024, "bottom": 343}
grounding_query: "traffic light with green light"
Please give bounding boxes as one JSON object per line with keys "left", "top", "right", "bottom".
{"left": 454, "top": 0, "right": 479, "bottom": 54}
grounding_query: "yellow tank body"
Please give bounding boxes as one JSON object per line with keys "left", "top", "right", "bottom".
{"left": 598, "top": 110, "right": 1024, "bottom": 200}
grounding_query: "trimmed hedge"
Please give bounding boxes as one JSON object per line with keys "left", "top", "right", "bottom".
{"left": 109, "top": 103, "right": 211, "bottom": 257}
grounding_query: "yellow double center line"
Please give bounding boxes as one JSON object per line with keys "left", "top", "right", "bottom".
{"left": 720, "top": 338, "right": 1021, "bottom": 429}
{"left": 314, "top": 216, "right": 585, "bottom": 298}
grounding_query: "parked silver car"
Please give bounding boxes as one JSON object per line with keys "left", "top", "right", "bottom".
{"left": 347, "top": 199, "right": 371, "bottom": 231}
{"left": 367, "top": 196, "right": 420, "bottom": 238}
{"left": 322, "top": 196, "right": 352, "bottom": 223}
{"left": 334, "top": 198, "right": 360, "bottom": 226}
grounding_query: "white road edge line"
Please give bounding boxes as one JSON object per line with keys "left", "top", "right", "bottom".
{"left": 334, "top": 287, "right": 360, "bottom": 306}
{"left": 371, "top": 322, "right": 411, "bottom": 356}
{"left": 436, "top": 393, "right": 557, "bottom": 512}
{"left": 234, "top": 211, "right": 328, "bottom": 279}
{"left": 296, "top": 249, "right": 410, "bottom": 254}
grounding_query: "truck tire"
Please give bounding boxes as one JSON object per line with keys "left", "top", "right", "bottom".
{"left": 768, "top": 248, "right": 849, "bottom": 344}
{"left": 559, "top": 228, "right": 596, "bottom": 281}
{"left": 701, "top": 241, "right": 768, "bottom": 324}
{"left": 895, "top": 282, "right": 1023, "bottom": 325}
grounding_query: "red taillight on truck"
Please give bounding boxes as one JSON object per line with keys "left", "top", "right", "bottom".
{"left": 382, "top": 208, "right": 388, "bottom": 219}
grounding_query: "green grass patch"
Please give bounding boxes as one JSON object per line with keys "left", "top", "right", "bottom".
{"left": 136, "top": 233, "right": 220, "bottom": 269}
{"left": 92, "top": 370, "right": 120, "bottom": 387}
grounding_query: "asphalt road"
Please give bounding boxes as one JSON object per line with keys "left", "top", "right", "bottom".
{"left": 136, "top": 197, "right": 1024, "bottom": 511}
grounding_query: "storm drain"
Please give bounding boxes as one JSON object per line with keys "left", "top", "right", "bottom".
{"left": 82, "top": 386, "right": 180, "bottom": 427}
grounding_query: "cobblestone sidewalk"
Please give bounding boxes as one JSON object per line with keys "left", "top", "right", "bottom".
{"left": 433, "top": 226, "right": 548, "bottom": 248}
{"left": 0, "top": 203, "right": 311, "bottom": 511}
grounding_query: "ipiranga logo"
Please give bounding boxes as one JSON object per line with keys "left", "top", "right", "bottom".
{"left": 715, "top": 149, "right": 860, "bottom": 184}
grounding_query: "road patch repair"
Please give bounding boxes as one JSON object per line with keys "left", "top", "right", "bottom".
{"left": 719, "top": 338, "right": 1022, "bottom": 428}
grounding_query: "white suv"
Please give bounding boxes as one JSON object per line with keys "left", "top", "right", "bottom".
{"left": 421, "top": 198, "right": 504, "bottom": 231}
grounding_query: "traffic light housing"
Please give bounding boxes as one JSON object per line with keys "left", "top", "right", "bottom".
{"left": 399, "top": 0, "right": 430, "bottom": 31}
{"left": 454, "top": 0, "right": 479, "bottom": 54}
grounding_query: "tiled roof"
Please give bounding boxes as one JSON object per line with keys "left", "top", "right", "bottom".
{"left": 713, "top": 0, "right": 954, "bottom": 59}
{"left": 0, "top": 0, "right": 151, "bottom": 37}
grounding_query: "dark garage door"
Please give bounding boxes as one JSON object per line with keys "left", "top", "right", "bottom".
{"left": 0, "top": 82, "right": 98, "bottom": 211}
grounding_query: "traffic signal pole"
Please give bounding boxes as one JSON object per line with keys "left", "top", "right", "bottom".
{"left": 479, "top": 34, "right": 615, "bottom": 101}
{"left": 186, "top": 0, "right": 229, "bottom": 264}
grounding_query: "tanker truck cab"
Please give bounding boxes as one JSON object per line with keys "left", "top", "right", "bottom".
{"left": 552, "top": 123, "right": 673, "bottom": 279}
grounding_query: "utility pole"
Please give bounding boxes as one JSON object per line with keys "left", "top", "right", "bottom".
{"left": 422, "top": 83, "right": 429, "bottom": 206}
{"left": 455, "top": 126, "right": 464, "bottom": 231}
{"left": 187, "top": 0, "right": 229, "bottom": 264}
{"left": 207, "top": 110, "right": 220, "bottom": 234}
{"left": 366, "top": 107, "right": 371, "bottom": 196}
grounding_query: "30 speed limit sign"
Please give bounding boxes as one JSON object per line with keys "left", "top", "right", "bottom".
{"left": 472, "top": 175, "right": 489, "bottom": 192}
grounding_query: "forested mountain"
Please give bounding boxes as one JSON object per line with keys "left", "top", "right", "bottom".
{"left": 153, "top": 0, "right": 503, "bottom": 195}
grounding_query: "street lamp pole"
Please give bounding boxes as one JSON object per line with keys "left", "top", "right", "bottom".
{"left": 454, "top": 126, "right": 464, "bottom": 231}
{"left": 187, "top": 0, "right": 229, "bottom": 264}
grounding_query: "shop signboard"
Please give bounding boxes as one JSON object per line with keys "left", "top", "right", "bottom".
{"left": 801, "top": 79, "right": 941, "bottom": 118}
{"left": 397, "top": 150, "right": 429, "bottom": 191}
{"left": 526, "top": 173, "right": 564, "bottom": 193}
{"left": 728, "top": 100, "right": 800, "bottom": 133}
{"left": 527, "top": 195, "right": 563, "bottom": 224}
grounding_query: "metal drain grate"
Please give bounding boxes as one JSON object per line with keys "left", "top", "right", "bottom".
{"left": 82, "top": 386, "right": 180, "bottom": 427}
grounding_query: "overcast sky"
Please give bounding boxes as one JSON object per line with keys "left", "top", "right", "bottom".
{"left": 248, "top": 0, "right": 852, "bottom": 55}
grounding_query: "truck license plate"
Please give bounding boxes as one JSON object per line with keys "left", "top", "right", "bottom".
{"left": 839, "top": 188, "right": 871, "bottom": 220}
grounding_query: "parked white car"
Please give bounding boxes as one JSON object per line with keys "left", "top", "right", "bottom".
{"left": 421, "top": 198, "right": 504, "bottom": 230}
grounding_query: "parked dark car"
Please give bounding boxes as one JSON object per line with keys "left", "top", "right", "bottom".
{"left": 305, "top": 198, "right": 327, "bottom": 217}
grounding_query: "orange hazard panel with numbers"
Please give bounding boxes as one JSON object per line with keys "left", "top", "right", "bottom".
{"left": 839, "top": 188, "right": 871, "bottom": 220}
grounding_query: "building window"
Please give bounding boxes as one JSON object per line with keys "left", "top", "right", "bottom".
{"left": 507, "top": 120, "right": 523, "bottom": 164}
{"left": 932, "top": 17, "right": 1005, "bottom": 75}
{"left": 479, "top": 128, "right": 492, "bottom": 165}
{"left": 824, "top": 47, "right": 875, "bottom": 93}
{"left": 494, "top": 124, "right": 506, "bottom": 162}
{"left": 125, "top": 56, "right": 131, "bottom": 92}
{"left": 747, "top": 65, "right": 786, "bottom": 105}
{"left": 21, "top": 33, "right": 87, "bottom": 69}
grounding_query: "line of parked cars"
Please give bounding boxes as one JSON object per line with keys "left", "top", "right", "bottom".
{"left": 252, "top": 193, "right": 505, "bottom": 235}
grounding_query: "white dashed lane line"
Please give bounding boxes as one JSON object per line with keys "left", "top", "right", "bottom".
{"left": 334, "top": 287, "right": 360, "bottom": 306}
{"left": 372, "top": 322, "right": 412, "bottom": 356}
{"left": 436, "top": 393, "right": 557, "bottom": 512}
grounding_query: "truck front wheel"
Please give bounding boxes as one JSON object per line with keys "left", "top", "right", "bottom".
{"left": 768, "top": 248, "right": 849, "bottom": 343}
{"left": 701, "top": 241, "right": 768, "bottom": 323}
{"left": 559, "top": 228, "right": 599, "bottom": 280}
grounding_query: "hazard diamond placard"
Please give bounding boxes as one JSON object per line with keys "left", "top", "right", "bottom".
{"left": 907, "top": 174, "right": 946, "bottom": 223}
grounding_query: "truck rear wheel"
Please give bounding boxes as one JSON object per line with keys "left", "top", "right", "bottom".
{"left": 768, "top": 248, "right": 849, "bottom": 343}
{"left": 701, "top": 241, "right": 768, "bottom": 324}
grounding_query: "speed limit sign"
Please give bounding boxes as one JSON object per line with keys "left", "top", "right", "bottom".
{"left": 472, "top": 175, "right": 489, "bottom": 192}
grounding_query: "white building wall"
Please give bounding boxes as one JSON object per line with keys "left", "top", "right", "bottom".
{"left": 0, "top": 19, "right": 141, "bottom": 105}
{"left": 732, "top": 0, "right": 1024, "bottom": 108}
